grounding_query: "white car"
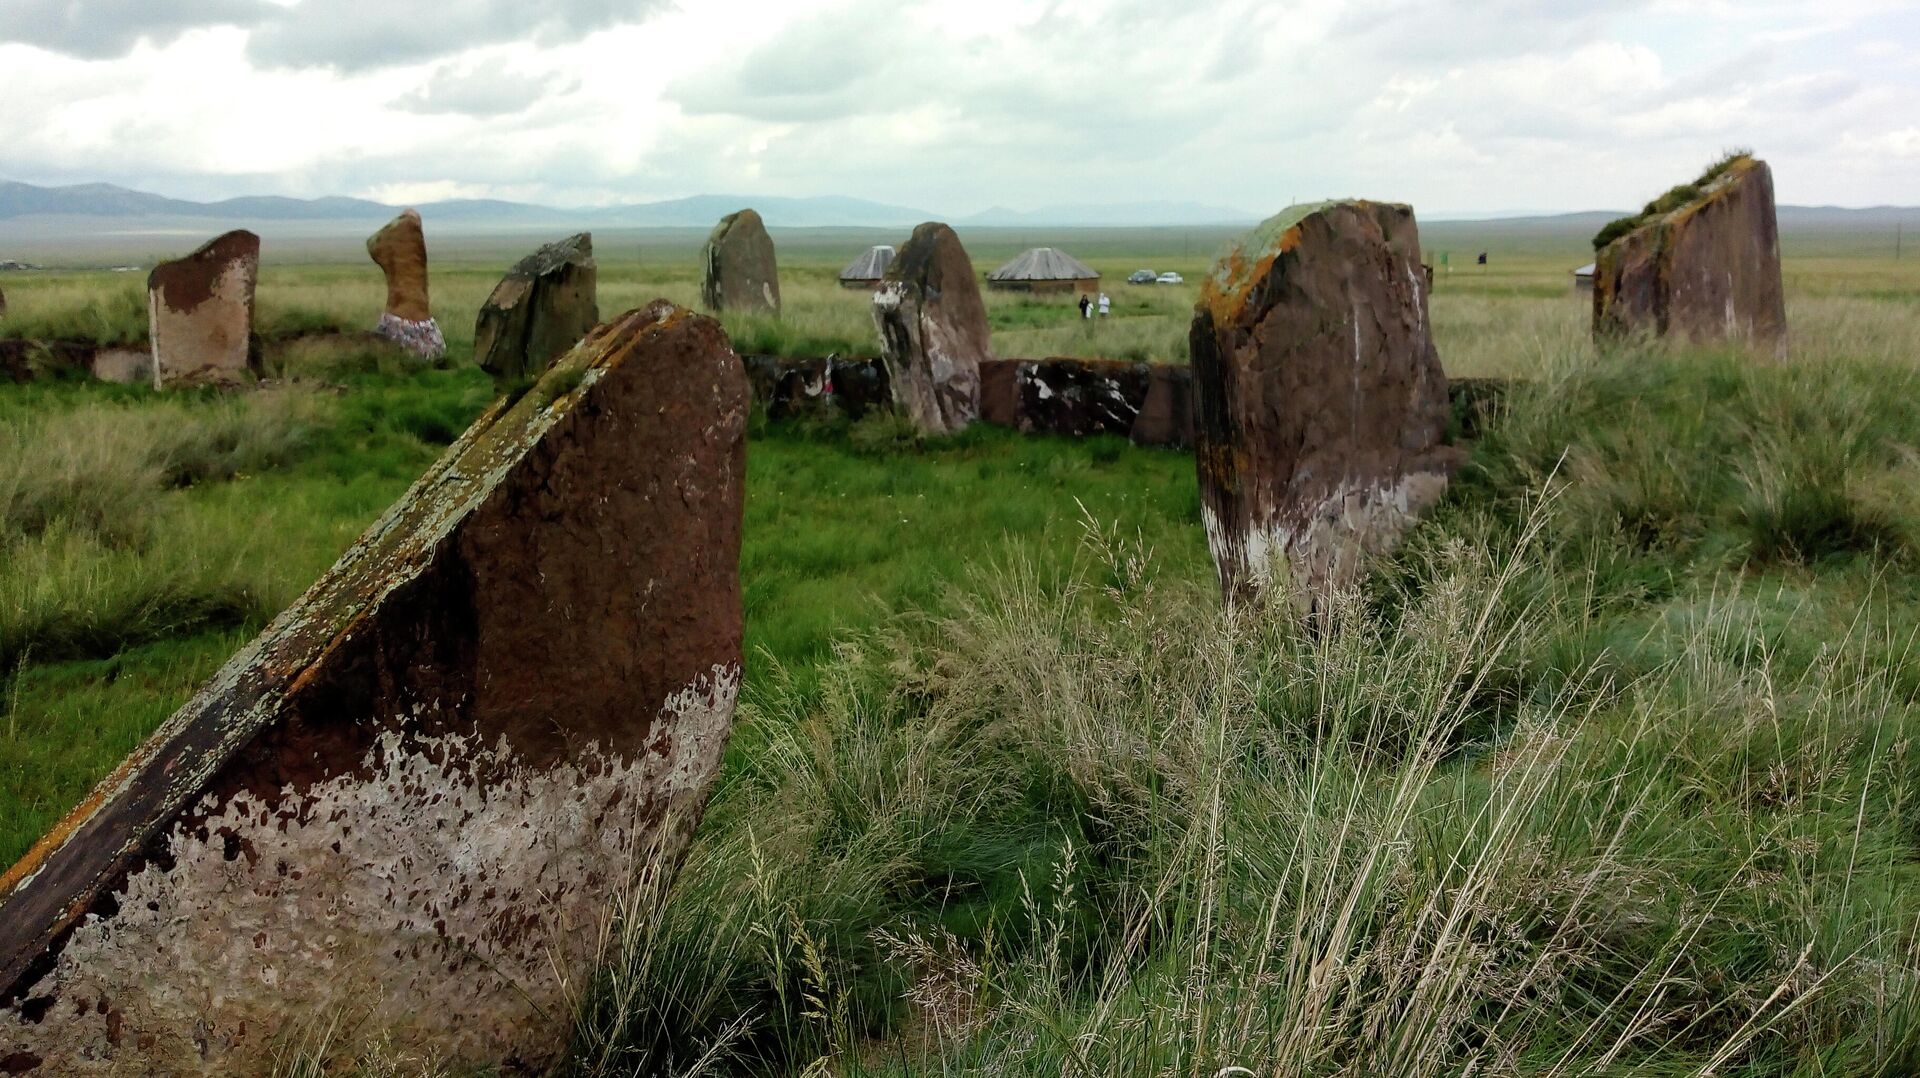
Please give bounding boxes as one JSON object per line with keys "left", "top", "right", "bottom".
{"left": 1155, "top": 271, "right": 1184, "bottom": 285}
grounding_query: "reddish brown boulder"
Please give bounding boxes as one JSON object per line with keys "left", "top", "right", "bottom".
{"left": 0, "top": 300, "right": 748, "bottom": 1073}
{"left": 147, "top": 230, "right": 259, "bottom": 387}
{"left": 700, "top": 208, "right": 780, "bottom": 314}
{"left": 1129, "top": 364, "right": 1194, "bottom": 448}
{"left": 978, "top": 358, "right": 1020, "bottom": 427}
{"left": 1593, "top": 155, "right": 1786, "bottom": 356}
{"left": 367, "top": 208, "right": 446, "bottom": 362}
{"left": 474, "top": 233, "right": 599, "bottom": 384}
{"left": 1191, "top": 201, "right": 1455, "bottom": 604}
{"left": 872, "top": 222, "right": 990, "bottom": 435}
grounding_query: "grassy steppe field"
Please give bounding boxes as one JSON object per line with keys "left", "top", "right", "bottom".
{"left": 3, "top": 225, "right": 1920, "bottom": 1075}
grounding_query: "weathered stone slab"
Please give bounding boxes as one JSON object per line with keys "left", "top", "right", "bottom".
{"left": 700, "top": 209, "right": 780, "bottom": 314}
{"left": 978, "top": 358, "right": 1020, "bottom": 427}
{"left": 90, "top": 347, "right": 151, "bottom": 384}
{"left": 1593, "top": 155, "right": 1786, "bottom": 356}
{"left": 0, "top": 340, "right": 98, "bottom": 383}
{"left": 1018, "top": 358, "right": 1150, "bottom": 438}
{"left": 147, "top": 230, "right": 259, "bottom": 387}
{"left": 473, "top": 233, "right": 599, "bottom": 385}
{"left": 872, "top": 222, "right": 991, "bottom": 435}
{"left": 1131, "top": 364, "right": 1194, "bottom": 448}
{"left": 1191, "top": 200, "right": 1456, "bottom": 604}
{"left": 367, "top": 208, "right": 446, "bottom": 362}
{"left": 0, "top": 300, "right": 748, "bottom": 1074}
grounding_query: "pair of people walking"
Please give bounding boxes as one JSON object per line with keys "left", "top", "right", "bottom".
{"left": 1078, "top": 292, "right": 1112, "bottom": 319}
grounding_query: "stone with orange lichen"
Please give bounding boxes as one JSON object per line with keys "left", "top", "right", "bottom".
{"left": 0, "top": 299, "right": 748, "bottom": 1074}
{"left": 1592, "top": 155, "right": 1786, "bottom": 356}
{"left": 1190, "top": 200, "right": 1458, "bottom": 607}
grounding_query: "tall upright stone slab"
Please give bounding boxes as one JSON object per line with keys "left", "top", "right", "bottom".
{"left": 1191, "top": 201, "right": 1454, "bottom": 605}
{"left": 366, "top": 208, "right": 446, "bottom": 362}
{"left": 0, "top": 300, "right": 748, "bottom": 1074}
{"left": 872, "top": 222, "right": 991, "bottom": 435}
{"left": 147, "top": 230, "right": 259, "bottom": 387}
{"left": 700, "top": 208, "right": 780, "bottom": 314}
{"left": 473, "top": 232, "right": 598, "bottom": 384}
{"left": 1593, "top": 155, "right": 1786, "bottom": 356}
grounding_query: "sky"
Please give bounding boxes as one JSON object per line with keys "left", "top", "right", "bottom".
{"left": 1, "top": 0, "right": 1916, "bottom": 217}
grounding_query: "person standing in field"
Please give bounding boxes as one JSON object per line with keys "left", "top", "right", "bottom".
{"left": 1098, "top": 292, "right": 1111, "bottom": 316}
{"left": 1079, "top": 294, "right": 1091, "bottom": 319}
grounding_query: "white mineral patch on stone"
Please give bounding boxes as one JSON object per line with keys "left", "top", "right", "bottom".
{"left": 3, "top": 663, "right": 739, "bottom": 1073}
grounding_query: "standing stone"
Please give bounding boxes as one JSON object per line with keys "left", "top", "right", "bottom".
{"left": 1191, "top": 201, "right": 1455, "bottom": 605}
{"left": 700, "top": 209, "right": 780, "bottom": 314}
{"left": 0, "top": 300, "right": 748, "bottom": 1074}
{"left": 473, "top": 232, "right": 598, "bottom": 384}
{"left": 366, "top": 208, "right": 446, "bottom": 362}
{"left": 872, "top": 222, "right": 991, "bottom": 435}
{"left": 147, "top": 230, "right": 259, "bottom": 387}
{"left": 1593, "top": 155, "right": 1786, "bottom": 356}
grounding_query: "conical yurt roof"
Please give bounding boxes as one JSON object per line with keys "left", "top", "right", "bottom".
{"left": 987, "top": 247, "right": 1099, "bottom": 282}
{"left": 839, "top": 245, "right": 896, "bottom": 281}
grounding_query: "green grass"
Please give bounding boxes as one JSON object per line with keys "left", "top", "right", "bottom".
{"left": 560, "top": 341, "right": 1920, "bottom": 1078}
{"left": 5, "top": 237, "right": 1920, "bottom": 1075}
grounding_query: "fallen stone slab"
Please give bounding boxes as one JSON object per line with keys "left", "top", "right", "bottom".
{"left": 872, "top": 223, "right": 991, "bottom": 435}
{"left": 0, "top": 299, "right": 748, "bottom": 1074}
{"left": 1592, "top": 154, "right": 1786, "bottom": 356}
{"left": 367, "top": 209, "right": 446, "bottom": 363}
{"left": 474, "top": 233, "right": 599, "bottom": 385}
{"left": 701, "top": 209, "right": 781, "bottom": 314}
{"left": 148, "top": 230, "right": 260, "bottom": 388}
{"left": 1191, "top": 200, "right": 1457, "bottom": 604}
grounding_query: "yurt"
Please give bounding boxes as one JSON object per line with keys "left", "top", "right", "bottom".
{"left": 986, "top": 247, "right": 1100, "bottom": 295}
{"left": 1572, "top": 262, "right": 1596, "bottom": 292}
{"left": 838, "top": 245, "right": 896, "bottom": 289}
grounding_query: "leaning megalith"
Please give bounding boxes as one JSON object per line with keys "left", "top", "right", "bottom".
{"left": 1191, "top": 201, "right": 1455, "bottom": 604}
{"left": 367, "top": 208, "right": 446, "bottom": 362}
{"left": 147, "top": 229, "right": 259, "bottom": 387}
{"left": 872, "top": 222, "right": 991, "bottom": 435}
{"left": 0, "top": 300, "right": 748, "bottom": 1074}
{"left": 701, "top": 208, "right": 780, "bottom": 314}
{"left": 473, "top": 232, "right": 598, "bottom": 384}
{"left": 1593, "top": 154, "right": 1786, "bottom": 356}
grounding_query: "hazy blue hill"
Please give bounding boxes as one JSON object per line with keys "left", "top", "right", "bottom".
{"left": 0, "top": 181, "right": 202, "bottom": 218}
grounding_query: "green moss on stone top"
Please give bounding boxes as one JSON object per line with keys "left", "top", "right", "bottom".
{"left": 1592, "top": 150, "right": 1757, "bottom": 251}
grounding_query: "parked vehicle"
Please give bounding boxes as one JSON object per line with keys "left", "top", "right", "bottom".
{"left": 1126, "top": 269, "right": 1157, "bottom": 284}
{"left": 1156, "top": 271, "right": 1184, "bottom": 285}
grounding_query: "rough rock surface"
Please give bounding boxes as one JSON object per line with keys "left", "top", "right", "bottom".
{"left": 367, "top": 209, "right": 446, "bottom": 362}
{"left": 745, "top": 355, "right": 891, "bottom": 423}
{"left": 872, "top": 223, "right": 991, "bottom": 435}
{"left": 1190, "top": 200, "right": 1455, "bottom": 604}
{"left": 473, "top": 233, "right": 599, "bottom": 384}
{"left": 1132, "top": 364, "right": 1195, "bottom": 448}
{"left": 1593, "top": 156, "right": 1786, "bottom": 355}
{"left": 977, "top": 358, "right": 1150, "bottom": 438}
{"left": 147, "top": 230, "right": 259, "bottom": 387}
{"left": 700, "top": 209, "right": 781, "bottom": 314}
{"left": 0, "top": 300, "right": 748, "bottom": 1074}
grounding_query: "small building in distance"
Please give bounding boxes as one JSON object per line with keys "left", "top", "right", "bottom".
{"left": 1572, "top": 262, "right": 1596, "bottom": 292}
{"left": 839, "top": 245, "right": 896, "bottom": 289}
{"left": 986, "top": 247, "right": 1100, "bottom": 296}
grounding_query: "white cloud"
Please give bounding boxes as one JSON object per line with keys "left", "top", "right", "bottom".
{"left": 0, "top": 0, "right": 1914, "bottom": 213}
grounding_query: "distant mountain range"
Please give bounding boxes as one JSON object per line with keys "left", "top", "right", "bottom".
{"left": 2, "top": 180, "right": 1914, "bottom": 232}
{"left": 0, "top": 181, "right": 1265, "bottom": 229}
